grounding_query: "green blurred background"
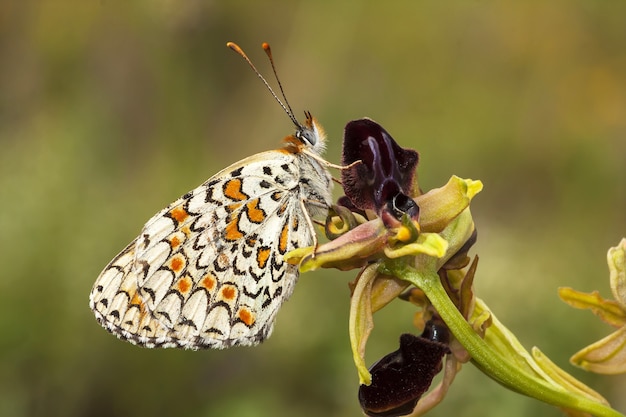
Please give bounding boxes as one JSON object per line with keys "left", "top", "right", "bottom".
{"left": 1, "top": 1, "right": 625, "bottom": 416}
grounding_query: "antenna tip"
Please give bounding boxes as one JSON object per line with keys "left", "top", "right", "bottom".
{"left": 226, "top": 42, "right": 243, "bottom": 53}
{"left": 262, "top": 42, "right": 274, "bottom": 60}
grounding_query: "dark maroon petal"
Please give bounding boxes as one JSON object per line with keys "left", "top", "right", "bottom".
{"left": 358, "top": 323, "right": 449, "bottom": 417}
{"left": 342, "top": 118, "right": 419, "bottom": 214}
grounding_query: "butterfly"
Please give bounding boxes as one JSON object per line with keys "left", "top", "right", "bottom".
{"left": 89, "top": 42, "right": 337, "bottom": 349}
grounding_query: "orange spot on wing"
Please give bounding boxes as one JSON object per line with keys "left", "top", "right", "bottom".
{"left": 176, "top": 275, "right": 192, "bottom": 294}
{"left": 225, "top": 216, "right": 244, "bottom": 241}
{"left": 169, "top": 255, "right": 185, "bottom": 273}
{"left": 223, "top": 179, "right": 248, "bottom": 201}
{"left": 246, "top": 199, "right": 266, "bottom": 223}
{"left": 278, "top": 222, "right": 289, "bottom": 254}
{"left": 170, "top": 235, "right": 181, "bottom": 249}
{"left": 200, "top": 274, "right": 216, "bottom": 291}
{"left": 238, "top": 308, "right": 255, "bottom": 326}
{"left": 127, "top": 289, "right": 149, "bottom": 323}
{"left": 221, "top": 286, "right": 236, "bottom": 300}
{"left": 257, "top": 247, "right": 271, "bottom": 269}
{"left": 130, "top": 292, "right": 143, "bottom": 307}
{"left": 170, "top": 206, "right": 189, "bottom": 223}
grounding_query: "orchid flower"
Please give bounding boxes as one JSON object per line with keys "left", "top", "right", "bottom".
{"left": 287, "top": 118, "right": 624, "bottom": 417}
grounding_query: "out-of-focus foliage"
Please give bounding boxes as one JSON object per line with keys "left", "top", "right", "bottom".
{"left": 0, "top": 1, "right": 624, "bottom": 417}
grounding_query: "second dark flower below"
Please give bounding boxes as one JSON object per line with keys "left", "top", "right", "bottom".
{"left": 358, "top": 320, "right": 450, "bottom": 417}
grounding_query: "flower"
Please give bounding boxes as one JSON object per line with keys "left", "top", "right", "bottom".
{"left": 358, "top": 321, "right": 450, "bottom": 417}
{"left": 559, "top": 238, "right": 626, "bottom": 374}
{"left": 287, "top": 118, "right": 624, "bottom": 417}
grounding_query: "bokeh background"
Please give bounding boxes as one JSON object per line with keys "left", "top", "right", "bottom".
{"left": 1, "top": 1, "right": 625, "bottom": 417}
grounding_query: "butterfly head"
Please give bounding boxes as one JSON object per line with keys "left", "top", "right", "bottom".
{"left": 292, "top": 111, "right": 327, "bottom": 155}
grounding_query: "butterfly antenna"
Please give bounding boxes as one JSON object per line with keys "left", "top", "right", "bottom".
{"left": 262, "top": 43, "right": 297, "bottom": 124}
{"left": 226, "top": 42, "right": 300, "bottom": 127}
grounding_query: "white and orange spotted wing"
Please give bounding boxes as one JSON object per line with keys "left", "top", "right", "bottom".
{"left": 90, "top": 114, "right": 333, "bottom": 349}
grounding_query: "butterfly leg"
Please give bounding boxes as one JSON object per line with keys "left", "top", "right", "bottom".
{"left": 301, "top": 149, "right": 362, "bottom": 172}
{"left": 299, "top": 198, "right": 330, "bottom": 255}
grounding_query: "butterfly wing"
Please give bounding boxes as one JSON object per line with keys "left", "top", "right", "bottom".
{"left": 90, "top": 150, "right": 329, "bottom": 349}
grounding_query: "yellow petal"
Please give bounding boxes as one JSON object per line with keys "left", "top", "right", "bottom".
{"left": 608, "top": 238, "right": 626, "bottom": 308}
{"left": 349, "top": 264, "right": 379, "bottom": 385}
{"left": 558, "top": 287, "right": 626, "bottom": 328}
{"left": 383, "top": 232, "right": 448, "bottom": 259}
{"left": 570, "top": 326, "right": 626, "bottom": 375}
{"left": 416, "top": 176, "right": 482, "bottom": 233}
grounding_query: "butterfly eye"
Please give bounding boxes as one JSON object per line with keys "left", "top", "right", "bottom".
{"left": 297, "top": 128, "right": 317, "bottom": 146}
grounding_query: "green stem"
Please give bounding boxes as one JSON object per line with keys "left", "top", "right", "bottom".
{"left": 386, "top": 262, "right": 624, "bottom": 417}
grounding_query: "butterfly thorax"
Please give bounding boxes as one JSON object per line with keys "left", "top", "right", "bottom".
{"left": 292, "top": 116, "right": 333, "bottom": 215}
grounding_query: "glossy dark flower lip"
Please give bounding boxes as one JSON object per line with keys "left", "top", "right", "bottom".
{"left": 341, "top": 118, "right": 419, "bottom": 215}
{"left": 358, "top": 327, "right": 449, "bottom": 417}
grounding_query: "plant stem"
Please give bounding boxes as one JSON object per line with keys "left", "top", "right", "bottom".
{"left": 388, "top": 262, "right": 625, "bottom": 417}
